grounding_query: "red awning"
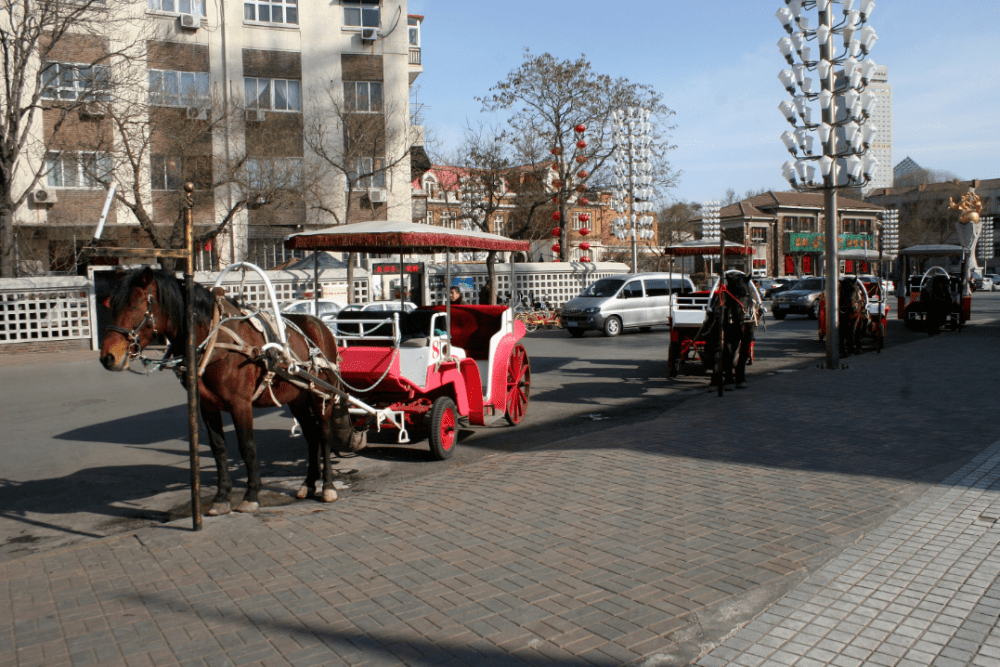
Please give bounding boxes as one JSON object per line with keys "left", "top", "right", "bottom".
{"left": 285, "top": 220, "right": 530, "bottom": 254}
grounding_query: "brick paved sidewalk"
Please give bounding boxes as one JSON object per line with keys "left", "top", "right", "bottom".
{"left": 0, "top": 332, "right": 997, "bottom": 667}
{"left": 696, "top": 441, "right": 1000, "bottom": 667}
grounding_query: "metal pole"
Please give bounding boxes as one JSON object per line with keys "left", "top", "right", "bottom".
{"left": 313, "top": 251, "right": 320, "bottom": 315}
{"left": 183, "top": 183, "right": 203, "bottom": 531}
{"left": 717, "top": 235, "right": 725, "bottom": 398}
{"left": 628, "top": 133, "right": 637, "bottom": 272}
{"left": 821, "top": 4, "right": 839, "bottom": 369}
{"left": 667, "top": 255, "right": 674, "bottom": 368}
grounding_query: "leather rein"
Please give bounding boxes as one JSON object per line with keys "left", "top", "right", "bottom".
{"left": 106, "top": 293, "right": 159, "bottom": 362}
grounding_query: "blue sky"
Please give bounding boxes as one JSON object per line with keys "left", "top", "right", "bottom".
{"left": 407, "top": 0, "right": 999, "bottom": 204}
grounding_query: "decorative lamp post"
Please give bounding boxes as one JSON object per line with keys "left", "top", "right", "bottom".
{"left": 610, "top": 108, "right": 655, "bottom": 272}
{"left": 881, "top": 208, "right": 898, "bottom": 279}
{"left": 978, "top": 216, "right": 994, "bottom": 265}
{"left": 701, "top": 200, "right": 721, "bottom": 278}
{"left": 776, "top": 0, "right": 880, "bottom": 370}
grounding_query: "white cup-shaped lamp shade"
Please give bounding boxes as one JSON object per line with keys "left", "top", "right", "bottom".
{"left": 843, "top": 121, "right": 860, "bottom": 142}
{"left": 793, "top": 64, "right": 806, "bottom": 84}
{"left": 849, "top": 39, "right": 862, "bottom": 58}
{"left": 819, "top": 89, "right": 833, "bottom": 110}
{"left": 776, "top": 7, "right": 794, "bottom": 30}
{"left": 818, "top": 60, "right": 833, "bottom": 81}
{"left": 863, "top": 123, "right": 878, "bottom": 145}
{"left": 816, "top": 25, "right": 831, "bottom": 45}
{"left": 843, "top": 0, "right": 856, "bottom": 12}
{"left": 851, "top": 133, "right": 864, "bottom": 153}
{"left": 863, "top": 156, "right": 879, "bottom": 179}
{"left": 794, "top": 127, "right": 810, "bottom": 149}
{"left": 780, "top": 100, "right": 797, "bottom": 124}
{"left": 847, "top": 10, "right": 861, "bottom": 27}
{"left": 819, "top": 122, "right": 833, "bottom": 144}
{"left": 850, "top": 70, "right": 863, "bottom": 89}
{"left": 789, "top": 0, "right": 803, "bottom": 18}
{"left": 843, "top": 89, "right": 860, "bottom": 112}
{"left": 860, "top": 0, "right": 876, "bottom": 20}
{"left": 842, "top": 25, "right": 856, "bottom": 48}
{"left": 797, "top": 16, "right": 810, "bottom": 31}
{"left": 794, "top": 95, "right": 808, "bottom": 116}
{"left": 801, "top": 106, "right": 813, "bottom": 126}
{"left": 802, "top": 77, "right": 814, "bottom": 94}
{"left": 843, "top": 57, "right": 859, "bottom": 78}
{"left": 861, "top": 26, "right": 878, "bottom": 53}
{"left": 782, "top": 131, "right": 798, "bottom": 154}
{"left": 791, "top": 32, "right": 805, "bottom": 52}
{"left": 819, "top": 155, "right": 834, "bottom": 177}
{"left": 778, "top": 37, "right": 795, "bottom": 60}
{"left": 846, "top": 155, "right": 863, "bottom": 181}
{"left": 861, "top": 59, "right": 878, "bottom": 82}
{"left": 851, "top": 98, "right": 864, "bottom": 121}
{"left": 782, "top": 161, "right": 798, "bottom": 185}
{"left": 800, "top": 45, "right": 812, "bottom": 63}
{"left": 862, "top": 91, "right": 877, "bottom": 115}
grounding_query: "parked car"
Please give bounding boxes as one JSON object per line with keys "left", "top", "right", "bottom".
{"left": 761, "top": 277, "right": 797, "bottom": 299}
{"left": 280, "top": 298, "right": 345, "bottom": 318}
{"left": 979, "top": 274, "right": 995, "bottom": 291}
{"left": 972, "top": 272, "right": 992, "bottom": 292}
{"left": 561, "top": 272, "right": 696, "bottom": 337}
{"left": 985, "top": 274, "right": 1000, "bottom": 291}
{"left": 339, "top": 301, "right": 418, "bottom": 313}
{"left": 770, "top": 277, "right": 826, "bottom": 320}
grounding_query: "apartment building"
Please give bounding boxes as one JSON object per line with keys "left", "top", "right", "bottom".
{"left": 13, "top": 0, "right": 424, "bottom": 273}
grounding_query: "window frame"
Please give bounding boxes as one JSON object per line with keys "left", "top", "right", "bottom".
{"left": 408, "top": 16, "right": 420, "bottom": 46}
{"left": 243, "top": 0, "right": 299, "bottom": 26}
{"left": 246, "top": 157, "right": 304, "bottom": 191}
{"left": 343, "top": 0, "right": 380, "bottom": 29}
{"left": 244, "top": 77, "right": 302, "bottom": 112}
{"left": 343, "top": 81, "right": 383, "bottom": 113}
{"left": 46, "top": 151, "right": 114, "bottom": 189}
{"left": 148, "top": 69, "right": 211, "bottom": 108}
{"left": 41, "top": 62, "right": 111, "bottom": 102}
{"left": 148, "top": 0, "right": 207, "bottom": 16}
{"left": 350, "top": 156, "right": 386, "bottom": 189}
{"left": 151, "top": 155, "right": 211, "bottom": 191}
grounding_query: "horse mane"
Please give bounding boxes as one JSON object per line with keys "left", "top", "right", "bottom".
{"left": 107, "top": 267, "right": 218, "bottom": 345}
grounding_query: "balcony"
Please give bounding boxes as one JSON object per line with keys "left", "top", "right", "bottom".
{"left": 408, "top": 48, "right": 422, "bottom": 83}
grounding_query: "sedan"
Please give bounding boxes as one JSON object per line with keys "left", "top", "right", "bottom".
{"left": 762, "top": 277, "right": 797, "bottom": 300}
{"left": 281, "top": 298, "right": 346, "bottom": 318}
{"left": 770, "top": 277, "right": 826, "bottom": 320}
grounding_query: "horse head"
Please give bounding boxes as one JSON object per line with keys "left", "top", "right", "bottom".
{"left": 839, "top": 277, "right": 863, "bottom": 313}
{"left": 100, "top": 267, "right": 174, "bottom": 371}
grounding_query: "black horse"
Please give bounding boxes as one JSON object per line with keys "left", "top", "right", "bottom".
{"left": 838, "top": 276, "right": 869, "bottom": 357}
{"left": 101, "top": 267, "right": 353, "bottom": 515}
{"left": 701, "top": 272, "right": 760, "bottom": 392}
{"left": 922, "top": 274, "right": 956, "bottom": 335}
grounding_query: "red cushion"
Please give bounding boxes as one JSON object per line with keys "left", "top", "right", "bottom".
{"left": 420, "top": 305, "right": 505, "bottom": 360}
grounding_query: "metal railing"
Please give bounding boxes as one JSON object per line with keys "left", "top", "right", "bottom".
{"left": 409, "top": 48, "right": 421, "bottom": 66}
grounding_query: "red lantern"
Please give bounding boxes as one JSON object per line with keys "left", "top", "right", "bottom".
{"left": 579, "top": 213, "right": 590, "bottom": 222}
{"left": 579, "top": 227, "right": 590, "bottom": 236}
{"left": 204, "top": 240, "right": 212, "bottom": 252}
{"left": 580, "top": 197, "right": 590, "bottom": 205}
{"left": 552, "top": 211, "right": 561, "bottom": 221}
{"left": 551, "top": 227, "right": 560, "bottom": 237}
{"left": 580, "top": 242, "right": 591, "bottom": 251}
{"left": 553, "top": 179, "right": 563, "bottom": 188}
{"left": 577, "top": 170, "right": 588, "bottom": 179}
{"left": 575, "top": 155, "right": 587, "bottom": 164}
{"left": 551, "top": 147, "right": 562, "bottom": 156}
{"left": 553, "top": 259, "right": 562, "bottom": 263}
{"left": 575, "top": 124, "right": 586, "bottom": 133}
{"left": 552, "top": 244, "right": 561, "bottom": 253}
{"left": 576, "top": 140, "right": 587, "bottom": 149}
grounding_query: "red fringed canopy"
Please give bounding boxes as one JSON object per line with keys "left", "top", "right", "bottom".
{"left": 663, "top": 242, "right": 753, "bottom": 257}
{"left": 285, "top": 220, "right": 530, "bottom": 253}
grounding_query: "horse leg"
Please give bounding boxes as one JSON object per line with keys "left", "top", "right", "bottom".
{"left": 315, "top": 396, "right": 339, "bottom": 503}
{"left": 290, "top": 403, "right": 321, "bottom": 500}
{"left": 230, "top": 402, "right": 262, "bottom": 513}
{"left": 202, "top": 407, "right": 233, "bottom": 516}
{"left": 722, "top": 329, "right": 737, "bottom": 391}
{"left": 735, "top": 328, "right": 753, "bottom": 389}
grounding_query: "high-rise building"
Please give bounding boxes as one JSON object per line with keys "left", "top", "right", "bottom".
{"left": 11, "top": 0, "right": 426, "bottom": 273}
{"left": 864, "top": 65, "right": 893, "bottom": 193}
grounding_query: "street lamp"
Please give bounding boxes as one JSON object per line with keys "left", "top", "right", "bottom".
{"left": 978, "top": 216, "right": 995, "bottom": 264}
{"left": 881, "top": 207, "right": 898, "bottom": 279}
{"left": 701, "top": 200, "right": 721, "bottom": 278}
{"left": 610, "top": 108, "right": 655, "bottom": 272}
{"left": 776, "top": 0, "right": 880, "bottom": 369}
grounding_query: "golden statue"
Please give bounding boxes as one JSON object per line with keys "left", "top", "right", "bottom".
{"left": 948, "top": 188, "right": 983, "bottom": 224}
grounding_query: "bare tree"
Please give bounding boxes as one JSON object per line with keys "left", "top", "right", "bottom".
{"left": 304, "top": 83, "right": 413, "bottom": 301}
{"left": 1, "top": 0, "right": 150, "bottom": 277}
{"left": 479, "top": 51, "right": 678, "bottom": 263}
{"left": 899, "top": 181, "right": 967, "bottom": 247}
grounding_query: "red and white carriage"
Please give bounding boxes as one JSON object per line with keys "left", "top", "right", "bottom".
{"left": 895, "top": 244, "right": 970, "bottom": 332}
{"left": 283, "top": 221, "right": 531, "bottom": 459}
{"left": 817, "top": 249, "right": 891, "bottom": 351}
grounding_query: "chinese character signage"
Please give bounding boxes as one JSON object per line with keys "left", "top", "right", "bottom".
{"left": 372, "top": 262, "right": 424, "bottom": 275}
{"left": 788, "top": 233, "right": 874, "bottom": 252}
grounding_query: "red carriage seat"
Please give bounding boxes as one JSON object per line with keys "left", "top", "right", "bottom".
{"left": 422, "top": 305, "right": 506, "bottom": 361}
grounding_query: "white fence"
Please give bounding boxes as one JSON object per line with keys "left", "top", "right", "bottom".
{"left": 426, "top": 262, "right": 630, "bottom": 307}
{"left": 0, "top": 277, "right": 94, "bottom": 346}
{"left": 194, "top": 266, "right": 370, "bottom": 308}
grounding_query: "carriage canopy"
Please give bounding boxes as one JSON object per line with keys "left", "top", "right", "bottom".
{"left": 663, "top": 240, "right": 753, "bottom": 256}
{"left": 284, "top": 220, "right": 530, "bottom": 253}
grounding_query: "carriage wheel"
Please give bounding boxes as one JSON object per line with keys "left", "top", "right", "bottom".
{"left": 428, "top": 396, "right": 457, "bottom": 460}
{"left": 505, "top": 345, "right": 531, "bottom": 425}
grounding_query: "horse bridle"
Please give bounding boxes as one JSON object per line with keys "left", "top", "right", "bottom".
{"left": 106, "top": 293, "right": 159, "bottom": 360}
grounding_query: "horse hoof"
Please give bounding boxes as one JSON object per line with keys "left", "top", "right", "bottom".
{"left": 207, "top": 501, "right": 231, "bottom": 516}
{"left": 724, "top": 383, "right": 735, "bottom": 392}
{"left": 235, "top": 501, "right": 259, "bottom": 513}
{"left": 322, "top": 488, "right": 338, "bottom": 503}
{"left": 295, "top": 485, "right": 311, "bottom": 500}
{"left": 736, "top": 382, "right": 748, "bottom": 389}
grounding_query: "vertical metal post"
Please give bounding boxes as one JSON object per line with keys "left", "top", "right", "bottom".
{"left": 717, "top": 235, "right": 725, "bottom": 398}
{"left": 667, "top": 255, "right": 674, "bottom": 367}
{"left": 628, "top": 133, "right": 638, "bottom": 273}
{"left": 821, "top": 4, "right": 840, "bottom": 369}
{"left": 312, "top": 251, "right": 320, "bottom": 315}
{"left": 183, "top": 183, "right": 203, "bottom": 531}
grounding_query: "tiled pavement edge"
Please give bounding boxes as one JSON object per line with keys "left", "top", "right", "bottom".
{"left": 1, "top": 331, "right": 998, "bottom": 667}
{"left": 695, "top": 441, "right": 1000, "bottom": 667}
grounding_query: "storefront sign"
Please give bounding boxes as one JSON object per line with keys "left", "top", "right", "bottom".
{"left": 788, "top": 233, "right": 874, "bottom": 252}
{"left": 372, "top": 262, "right": 424, "bottom": 275}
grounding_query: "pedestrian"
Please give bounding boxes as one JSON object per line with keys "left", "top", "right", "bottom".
{"left": 450, "top": 286, "right": 464, "bottom": 304}
{"left": 479, "top": 281, "right": 493, "bottom": 305}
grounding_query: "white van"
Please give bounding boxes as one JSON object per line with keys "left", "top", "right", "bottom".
{"left": 560, "top": 272, "right": 696, "bottom": 337}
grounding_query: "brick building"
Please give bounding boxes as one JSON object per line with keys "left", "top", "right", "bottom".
{"left": 13, "top": 0, "right": 425, "bottom": 274}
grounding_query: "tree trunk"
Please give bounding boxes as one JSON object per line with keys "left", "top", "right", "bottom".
{"left": 1, "top": 205, "right": 15, "bottom": 278}
{"left": 346, "top": 252, "right": 356, "bottom": 303}
{"left": 485, "top": 250, "right": 497, "bottom": 304}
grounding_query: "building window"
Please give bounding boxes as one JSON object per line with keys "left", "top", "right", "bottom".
{"left": 149, "top": 70, "right": 210, "bottom": 107}
{"left": 244, "top": 0, "right": 298, "bottom": 25}
{"left": 350, "top": 157, "right": 386, "bottom": 189}
{"left": 408, "top": 16, "right": 420, "bottom": 46}
{"left": 151, "top": 156, "right": 210, "bottom": 190}
{"left": 783, "top": 216, "right": 796, "bottom": 232}
{"left": 246, "top": 157, "right": 303, "bottom": 190}
{"left": 41, "top": 63, "right": 111, "bottom": 102}
{"left": 344, "top": 0, "right": 379, "bottom": 28}
{"left": 244, "top": 77, "right": 301, "bottom": 111}
{"left": 751, "top": 227, "right": 768, "bottom": 243}
{"left": 148, "top": 0, "right": 206, "bottom": 15}
{"left": 46, "top": 152, "right": 113, "bottom": 188}
{"left": 343, "top": 81, "right": 383, "bottom": 113}
{"left": 493, "top": 214, "right": 506, "bottom": 236}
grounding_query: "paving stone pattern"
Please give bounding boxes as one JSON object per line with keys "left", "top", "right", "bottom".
{"left": 0, "top": 333, "right": 997, "bottom": 667}
{"left": 697, "top": 442, "right": 1000, "bottom": 667}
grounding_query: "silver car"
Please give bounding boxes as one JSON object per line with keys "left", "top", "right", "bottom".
{"left": 560, "top": 272, "right": 695, "bottom": 337}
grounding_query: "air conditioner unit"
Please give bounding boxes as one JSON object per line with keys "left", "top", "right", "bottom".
{"left": 186, "top": 106, "right": 209, "bottom": 121}
{"left": 246, "top": 109, "right": 265, "bottom": 122}
{"left": 79, "top": 102, "right": 106, "bottom": 118}
{"left": 179, "top": 14, "right": 199, "bottom": 30}
{"left": 361, "top": 27, "right": 378, "bottom": 41}
{"left": 32, "top": 189, "right": 58, "bottom": 204}
{"left": 367, "top": 188, "right": 387, "bottom": 203}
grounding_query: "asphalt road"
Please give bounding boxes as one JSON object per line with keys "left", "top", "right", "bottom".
{"left": 2, "top": 291, "right": 998, "bottom": 561}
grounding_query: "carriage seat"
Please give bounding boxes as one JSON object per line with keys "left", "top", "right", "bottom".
{"left": 334, "top": 310, "right": 404, "bottom": 345}
{"left": 422, "top": 305, "right": 506, "bottom": 361}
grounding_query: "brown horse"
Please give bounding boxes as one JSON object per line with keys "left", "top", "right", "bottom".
{"left": 100, "top": 267, "right": 352, "bottom": 514}
{"left": 838, "top": 276, "right": 869, "bottom": 357}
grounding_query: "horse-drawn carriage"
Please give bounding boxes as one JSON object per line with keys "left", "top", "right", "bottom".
{"left": 895, "top": 245, "right": 970, "bottom": 334}
{"left": 99, "top": 220, "right": 531, "bottom": 516}
{"left": 817, "top": 275, "right": 889, "bottom": 354}
{"left": 663, "top": 242, "right": 757, "bottom": 378}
